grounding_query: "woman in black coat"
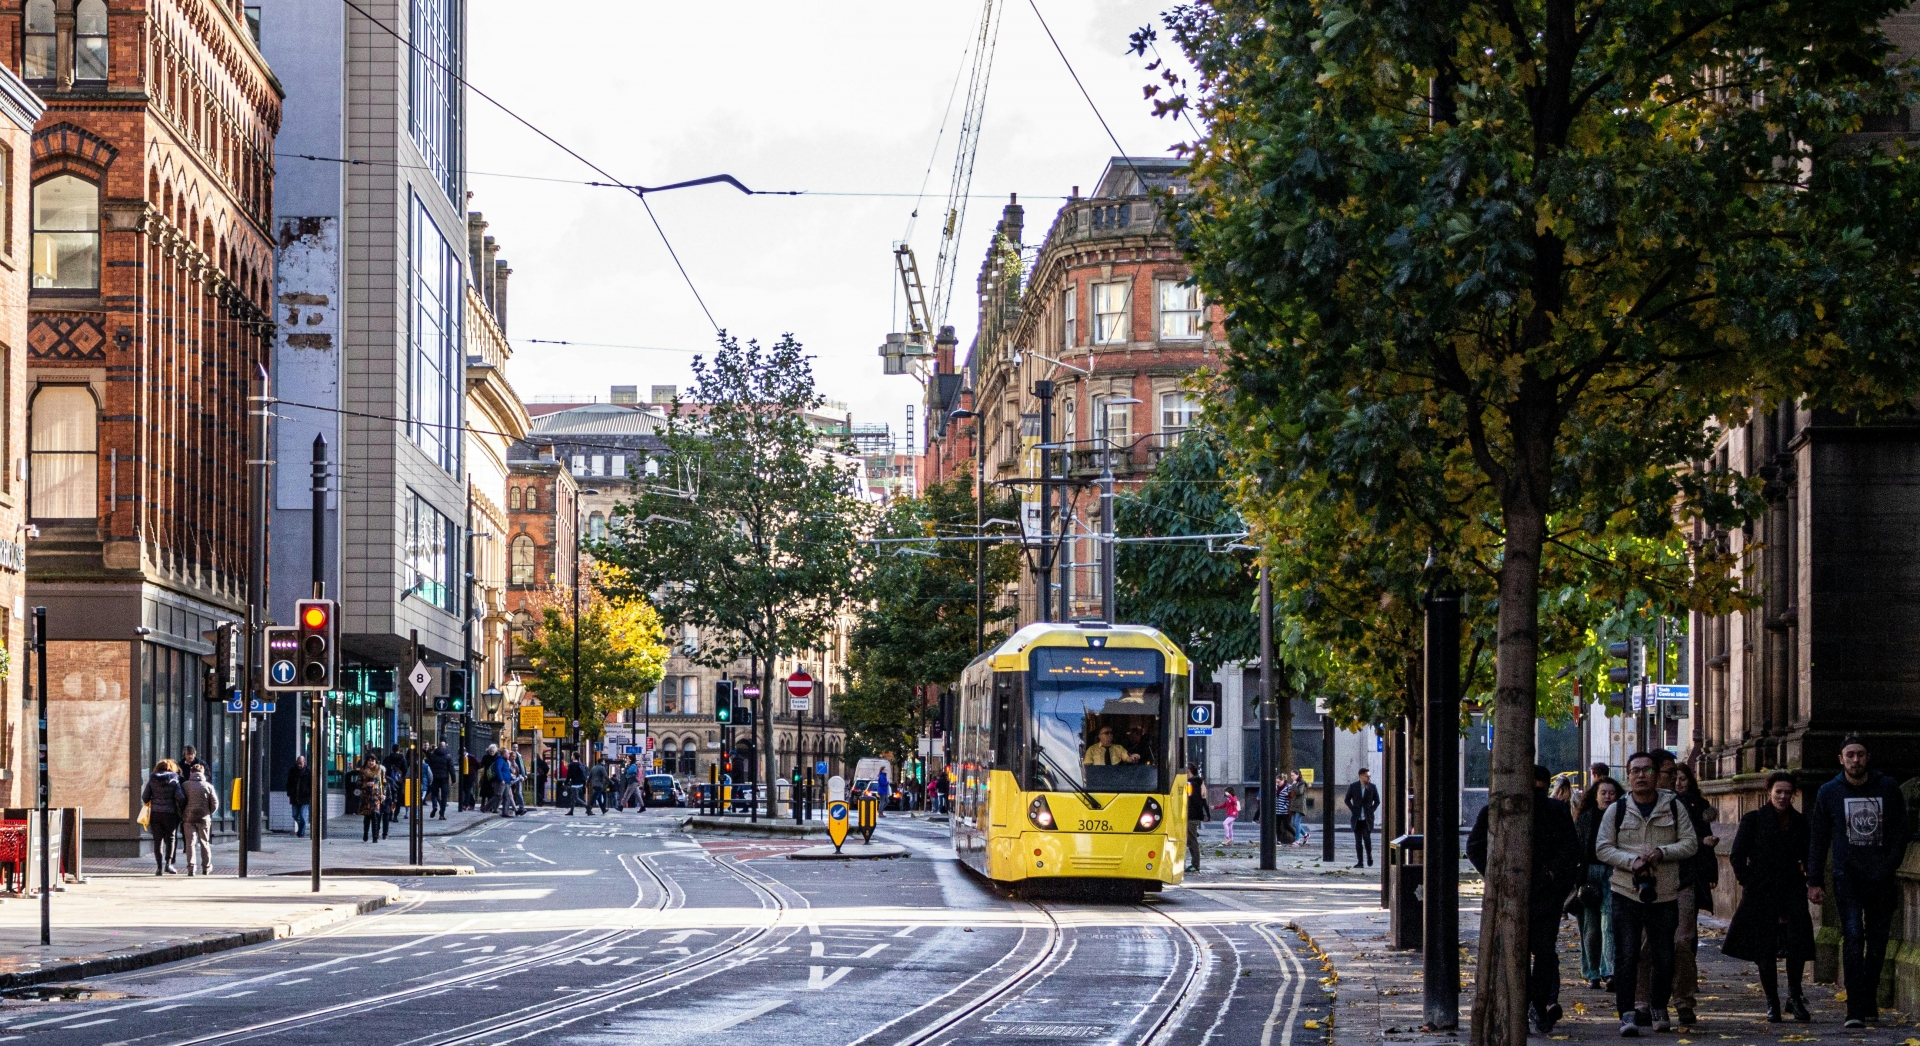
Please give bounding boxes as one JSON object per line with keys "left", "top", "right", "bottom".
{"left": 1722, "top": 770, "right": 1816, "bottom": 1023}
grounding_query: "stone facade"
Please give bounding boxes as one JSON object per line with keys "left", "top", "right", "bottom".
{"left": 462, "top": 238, "right": 527, "bottom": 747}
{"left": 0, "top": 67, "right": 41, "bottom": 808}
{"left": 2, "top": 0, "right": 279, "bottom": 853}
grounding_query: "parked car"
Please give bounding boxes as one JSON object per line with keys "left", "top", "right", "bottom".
{"left": 644, "top": 774, "right": 682, "bottom": 807}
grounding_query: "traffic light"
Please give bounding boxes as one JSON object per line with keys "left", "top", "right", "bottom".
{"left": 1607, "top": 636, "right": 1645, "bottom": 688}
{"left": 715, "top": 680, "right": 735, "bottom": 723}
{"left": 436, "top": 668, "right": 468, "bottom": 714}
{"left": 736, "top": 698, "right": 755, "bottom": 727}
{"left": 200, "top": 621, "right": 240, "bottom": 700}
{"left": 295, "top": 599, "right": 339, "bottom": 690}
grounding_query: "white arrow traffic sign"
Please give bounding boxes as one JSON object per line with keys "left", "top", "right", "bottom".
{"left": 409, "top": 661, "right": 432, "bottom": 697}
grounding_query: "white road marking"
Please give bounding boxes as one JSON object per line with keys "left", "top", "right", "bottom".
{"left": 708, "top": 999, "right": 790, "bottom": 1030}
{"left": 221, "top": 991, "right": 255, "bottom": 999}
{"left": 142, "top": 1005, "right": 191, "bottom": 1014}
{"left": 58, "top": 1019, "right": 116, "bottom": 1029}
{"left": 329, "top": 966, "right": 360, "bottom": 975}
{"left": 806, "top": 966, "right": 853, "bottom": 990}
{"left": 276, "top": 979, "right": 311, "bottom": 986}
{"left": 658, "top": 929, "right": 714, "bottom": 944}
{"left": 374, "top": 956, "right": 404, "bottom": 964}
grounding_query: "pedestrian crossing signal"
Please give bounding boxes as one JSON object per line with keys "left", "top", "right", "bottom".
{"left": 715, "top": 680, "right": 735, "bottom": 723}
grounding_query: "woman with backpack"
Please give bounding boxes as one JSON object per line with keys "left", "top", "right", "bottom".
{"left": 141, "top": 759, "right": 185, "bottom": 875}
{"left": 1573, "top": 777, "right": 1622, "bottom": 988}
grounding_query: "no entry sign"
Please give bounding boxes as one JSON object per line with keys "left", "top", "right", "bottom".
{"left": 787, "top": 671, "right": 814, "bottom": 699}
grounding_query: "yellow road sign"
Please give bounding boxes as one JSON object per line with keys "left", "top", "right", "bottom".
{"left": 518, "top": 705, "right": 544, "bottom": 731}
{"left": 543, "top": 715, "right": 567, "bottom": 735}
{"left": 827, "top": 800, "right": 851, "bottom": 852}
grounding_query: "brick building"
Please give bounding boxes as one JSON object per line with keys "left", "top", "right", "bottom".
{"left": 2, "top": 0, "right": 279, "bottom": 854}
{"left": 503, "top": 442, "right": 577, "bottom": 751}
{"left": 0, "top": 64, "right": 40, "bottom": 809}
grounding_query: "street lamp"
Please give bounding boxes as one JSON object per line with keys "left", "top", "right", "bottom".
{"left": 572, "top": 488, "right": 602, "bottom": 762}
{"left": 1097, "top": 397, "right": 1142, "bottom": 623}
{"left": 481, "top": 685, "right": 504, "bottom": 722}
{"left": 948, "top": 408, "right": 986, "bottom": 655}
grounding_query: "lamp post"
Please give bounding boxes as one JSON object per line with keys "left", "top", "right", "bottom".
{"left": 570, "top": 488, "right": 601, "bottom": 762}
{"left": 947, "top": 408, "right": 986, "bottom": 655}
{"left": 1097, "top": 396, "right": 1141, "bottom": 623}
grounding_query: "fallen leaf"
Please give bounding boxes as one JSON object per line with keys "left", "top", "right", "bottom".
{"left": 1573, "top": 1002, "right": 1589, "bottom": 1016}
{"left": 1303, "top": 1020, "right": 1320, "bottom": 1029}
{"left": 1835, "top": 990, "right": 1848, "bottom": 1002}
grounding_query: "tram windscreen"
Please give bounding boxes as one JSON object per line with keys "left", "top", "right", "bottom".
{"left": 1028, "top": 648, "right": 1165, "bottom": 794}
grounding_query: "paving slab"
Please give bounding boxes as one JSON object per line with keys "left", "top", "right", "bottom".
{"left": 786, "top": 843, "right": 909, "bottom": 860}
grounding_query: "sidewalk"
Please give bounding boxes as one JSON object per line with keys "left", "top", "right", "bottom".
{"left": 1194, "top": 826, "right": 1915, "bottom": 1044}
{"left": 87, "top": 805, "right": 497, "bottom": 877}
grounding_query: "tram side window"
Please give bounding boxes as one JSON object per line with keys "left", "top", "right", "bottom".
{"left": 991, "top": 675, "right": 1020, "bottom": 770}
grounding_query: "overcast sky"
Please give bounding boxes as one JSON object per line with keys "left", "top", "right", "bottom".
{"left": 468, "top": 1, "right": 1191, "bottom": 446}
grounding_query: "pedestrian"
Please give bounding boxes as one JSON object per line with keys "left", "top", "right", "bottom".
{"left": 493, "top": 746, "right": 517, "bottom": 816}
{"left": 359, "top": 756, "right": 386, "bottom": 843}
{"left": 588, "top": 756, "right": 611, "bottom": 815}
{"left": 141, "top": 759, "right": 184, "bottom": 875}
{"left": 1723, "top": 770, "right": 1815, "bottom": 1023}
{"left": 1663, "top": 761, "right": 1719, "bottom": 1025}
{"left": 1185, "top": 767, "right": 1208, "bottom": 871}
{"left": 1290, "top": 770, "right": 1311, "bottom": 845}
{"left": 1807, "top": 734, "right": 1908, "bottom": 1028}
{"left": 1551, "top": 774, "right": 1574, "bottom": 808}
{"left": 619, "top": 759, "right": 645, "bottom": 812}
{"left": 1468, "top": 764, "right": 1581, "bottom": 1034}
{"left": 1591, "top": 761, "right": 1614, "bottom": 787}
{"left": 1574, "top": 777, "right": 1622, "bottom": 989}
{"left": 286, "top": 755, "right": 312, "bottom": 839}
{"left": 384, "top": 747, "right": 409, "bottom": 823}
{"left": 1273, "top": 772, "right": 1294, "bottom": 844}
{"left": 565, "top": 755, "right": 587, "bottom": 815}
{"left": 876, "top": 768, "right": 892, "bottom": 814}
{"left": 535, "top": 747, "right": 552, "bottom": 806}
{"left": 508, "top": 749, "right": 529, "bottom": 814}
{"left": 179, "top": 744, "right": 207, "bottom": 779}
{"left": 427, "top": 743, "right": 453, "bottom": 819}
{"left": 180, "top": 764, "right": 219, "bottom": 875}
{"left": 1344, "top": 768, "right": 1380, "bottom": 868}
{"left": 1595, "top": 750, "right": 1699, "bottom": 1036}
{"left": 1214, "top": 786, "right": 1240, "bottom": 844}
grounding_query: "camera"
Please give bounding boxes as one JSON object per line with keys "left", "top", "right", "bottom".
{"left": 1632, "top": 865, "right": 1658, "bottom": 904}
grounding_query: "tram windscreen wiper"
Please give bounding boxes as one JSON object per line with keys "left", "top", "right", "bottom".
{"left": 1035, "top": 748, "right": 1105, "bottom": 811}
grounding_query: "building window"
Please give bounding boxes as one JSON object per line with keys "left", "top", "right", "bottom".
{"left": 681, "top": 676, "right": 698, "bottom": 716}
{"left": 571, "top": 455, "right": 585, "bottom": 475}
{"left": 32, "top": 176, "right": 100, "bottom": 291}
{"left": 587, "top": 511, "right": 606, "bottom": 542}
{"left": 661, "top": 677, "right": 678, "bottom": 714}
{"left": 524, "top": 486, "right": 538, "bottom": 511}
{"left": 23, "top": 0, "right": 54, "bottom": 82}
{"left": 512, "top": 610, "right": 535, "bottom": 646}
{"left": 1063, "top": 287, "right": 1076, "bottom": 349}
{"left": 1158, "top": 281, "right": 1205, "bottom": 340}
{"left": 508, "top": 485, "right": 521, "bottom": 510}
{"left": 1092, "top": 394, "right": 1130, "bottom": 447}
{"left": 409, "top": 195, "right": 458, "bottom": 471}
{"left": 610, "top": 455, "right": 626, "bottom": 478}
{"left": 74, "top": 0, "right": 108, "bottom": 82}
{"left": 0, "top": 145, "right": 13, "bottom": 257}
{"left": 404, "top": 491, "right": 456, "bottom": 610}
{"left": 678, "top": 742, "right": 696, "bottom": 775}
{"left": 509, "top": 535, "right": 534, "bottom": 585}
{"left": 29, "top": 385, "right": 96, "bottom": 519}
{"left": 409, "top": 0, "right": 458, "bottom": 201}
{"left": 1160, "top": 392, "right": 1200, "bottom": 446}
{"left": 1093, "top": 282, "right": 1129, "bottom": 344}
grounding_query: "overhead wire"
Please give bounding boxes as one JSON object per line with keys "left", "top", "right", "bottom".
{"left": 338, "top": 0, "right": 720, "bottom": 331}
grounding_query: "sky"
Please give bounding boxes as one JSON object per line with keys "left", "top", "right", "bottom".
{"left": 467, "top": 1, "right": 1193, "bottom": 448}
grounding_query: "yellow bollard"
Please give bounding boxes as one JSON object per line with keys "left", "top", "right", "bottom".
{"left": 231, "top": 777, "right": 242, "bottom": 809}
{"left": 405, "top": 779, "right": 413, "bottom": 806}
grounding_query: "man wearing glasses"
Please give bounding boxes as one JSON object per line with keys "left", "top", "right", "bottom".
{"left": 1596, "top": 751, "right": 1699, "bottom": 1036}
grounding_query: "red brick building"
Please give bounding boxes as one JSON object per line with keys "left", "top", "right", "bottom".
{"left": 926, "top": 158, "right": 1224, "bottom": 623}
{"left": 503, "top": 444, "right": 578, "bottom": 694}
{"left": 2, "top": 0, "right": 280, "bottom": 853}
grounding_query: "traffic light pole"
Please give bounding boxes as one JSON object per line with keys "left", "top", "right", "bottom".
{"left": 310, "top": 433, "right": 328, "bottom": 894}
{"left": 409, "top": 630, "right": 423, "bottom": 866}
{"left": 34, "top": 606, "right": 48, "bottom": 946}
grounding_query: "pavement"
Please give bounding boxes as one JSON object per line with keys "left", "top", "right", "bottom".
{"left": 0, "top": 806, "right": 505, "bottom": 990}
{"left": 1184, "top": 821, "right": 1917, "bottom": 1045}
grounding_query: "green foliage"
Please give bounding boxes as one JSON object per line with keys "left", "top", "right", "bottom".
{"left": 600, "top": 332, "right": 868, "bottom": 673}
{"left": 842, "top": 477, "right": 1021, "bottom": 760}
{"left": 518, "top": 587, "right": 670, "bottom": 741}
{"left": 1113, "top": 424, "right": 1258, "bottom": 679}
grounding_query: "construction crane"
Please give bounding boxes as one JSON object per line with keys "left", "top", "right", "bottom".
{"left": 881, "top": 0, "right": 1003, "bottom": 379}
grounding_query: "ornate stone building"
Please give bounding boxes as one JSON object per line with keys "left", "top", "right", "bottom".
{"left": 3, "top": 0, "right": 279, "bottom": 854}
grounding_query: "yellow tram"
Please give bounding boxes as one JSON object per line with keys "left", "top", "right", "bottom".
{"left": 950, "top": 621, "right": 1192, "bottom": 896}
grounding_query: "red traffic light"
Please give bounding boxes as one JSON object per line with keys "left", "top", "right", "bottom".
{"left": 301, "top": 604, "right": 329, "bottom": 629}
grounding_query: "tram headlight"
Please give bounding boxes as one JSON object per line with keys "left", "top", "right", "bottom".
{"left": 1027, "top": 796, "right": 1056, "bottom": 830}
{"left": 1134, "top": 797, "right": 1163, "bottom": 833}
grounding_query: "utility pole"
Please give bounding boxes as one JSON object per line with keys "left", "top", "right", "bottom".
{"left": 1259, "top": 564, "right": 1276, "bottom": 871}
{"left": 1099, "top": 459, "right": 1116, "bottom": 623}
{"left": 309, "top": 434, "right": 327, "bottom": 894}
{"left": 34, "top": 606, "right": 47, "bottom": 946}
{"left": 241, "top": 366, "right": 271, "bottom": 875}
{"left": 1422, "top": 586, "right": 1464, "bottom": 1031}
{"left": 409, "top": 629, "right": 423, "bottom": 866}
{"left": 1321, "top": 710, "right": 1335, "bottom": 862}
{"left": 1033, "top": 380, "right": 1055, "bottom": 624}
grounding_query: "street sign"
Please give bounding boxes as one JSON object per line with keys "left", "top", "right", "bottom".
{"left": 645, "top": 736, "right": 655, "bottom": 751}
{"left": 262, "top": 626, "right": 302, "bottom": 692}
{"left": 826, "top": 800, "right": 851, "bottom": 852}
{"left": 517, "top": 705, "right": 544, "bottom": 731}
{"left": 816, "top": 760, "right": 828, "bottom": 775}
{"left": 543, "top": 715, "right": 567, "bottom": 735}
{"left": 786, "top": 670, "right": 814, "bottom": 699}
{"left": 1187, "top": 700, "right": 1216, "bottom": 737}
{"left": 790, "top": 696, "right": 811, "bottom": 712}
{"left": 624, "top": 745, "right": 643, "bottom": 755}
{"left": 225, "top": 697, "right": 277, "bottom": 713}
{"left": 742, "top": 685, "right": 761, "bottom": 699}
{"left": 408, "top": 661, "right": 432, "bottom": 697}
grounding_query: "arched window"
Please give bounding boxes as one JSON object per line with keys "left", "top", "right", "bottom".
{"left": 509, "top": 535, "right": 534, "bottom": 585}
{"left": 74, "top": 0, "right": 108, "bottom": 82}
{"left": 507, "top": 486, "right": 521, "bottom": 510}
{"left": 32, "top": 176, "right": 99, "bottom": 290}
{"left": 30, "top": 386, "right": 97, "bottom": 519}
{"left": 678, "top": 743, "right": 696, "bottom": 776}
{"left": 524, "top": 487, "right": 538, "bottom": 511}
{"left": 22, "top": 0, "right": 54, "bottom": 81}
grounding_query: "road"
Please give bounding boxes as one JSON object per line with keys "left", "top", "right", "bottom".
{"left": 0, "top": 808, "right": 1363, "bottom": 1046}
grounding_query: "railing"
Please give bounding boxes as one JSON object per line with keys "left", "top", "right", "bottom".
{"left": 1045, "top": 195, "right": 1169, "bottom": 248}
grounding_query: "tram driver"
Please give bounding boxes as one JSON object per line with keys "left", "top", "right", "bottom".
{"left": 1084, "top": 725, "right": 1131, "bottom": 765}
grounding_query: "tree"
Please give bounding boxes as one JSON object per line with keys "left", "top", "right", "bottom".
{"left": 1114, "top": 423, "right": 1258, "bottom": 679}
{"left": 600, "top": 332, "right": 868, "bottom": 818}
{"left": 844, "top": 478, "right": 1021, "bottom": 764}
{"left": 518, "top": 583, "right": 670, "bottom": 741}
{"left": 1154, "top": 4, "right": 1920, "bottom": 1041}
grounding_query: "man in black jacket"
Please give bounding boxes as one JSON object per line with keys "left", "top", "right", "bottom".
{"left": 1185, "top": 768, "right": 1209, "bottom": 871}
{"left": 427, "top": 743, "right": 454, "bottom": 819}
{"left": 286, "top": 755, "right": 312, "bottom": 838}
{"left": 1469, "top": 764, "right": 1581, "bottom": 1034}
{"left": 1344, "top": 768, "right": 1381, "bottom": 868}
{"left": 1808, "top": 735, "right": 1909, "bottom": 1028}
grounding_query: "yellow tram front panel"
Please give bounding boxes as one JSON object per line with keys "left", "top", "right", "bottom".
{"left": 951, "top": 622, "right": 1194, "bottom": 887}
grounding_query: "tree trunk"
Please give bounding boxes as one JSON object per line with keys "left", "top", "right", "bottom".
{"left": 1469, "top": 488, "right": 1548, "bottom": 1046}
{"left": 763, "top": 654, "right": 778, "bottom": 820}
